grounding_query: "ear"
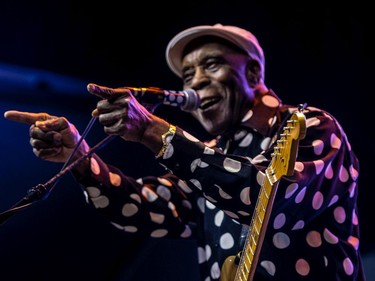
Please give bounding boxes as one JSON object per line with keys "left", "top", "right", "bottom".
{"left": 246, "top": 59, "right": 262, "bottom": 87}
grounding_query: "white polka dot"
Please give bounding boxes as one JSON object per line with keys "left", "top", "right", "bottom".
{"left": 312, "top": 139, "right": 324, "bottom": 155}
{"left": 158, "top": 177, "right": 172, "bottom": 186}
{"left": 241, "top": 109, "right": 253, "bottom": 122}
{"left": 295, "top": 161, "right": 304, "bottom": 172}
{"left": 180, "top": 225, "right": 192, "bottom": 238}
{"left": 142, "top": 187, "right": 158, "bottom": 202}
{"left": 238, "top": 210, "right": 250, "bottom": 216}
{"left": 348, "top": 236, "right": 359, "bottom": 250}
{"left": 214, "top": 210, "right": 224, "bottom": 227}
{"left": 273, "top": 213, "right": 286, "bottom": 229}
{"left": 323, "top": 228, "right": 339, "bottom": 244}
{"left": 313, "top": 160, "right": 325, "bottom": 174}
{"left": 197, "top": 197, "right": 205, "bottom": 213}
{"left": 91, "top": 195, "right": 109, "bottom": 208}
{"left": 239, "top": 133, "right": 254, "bottom": 147}
{"left": 306, "top": 117, "right": 320, "bottom": 128}
{"left": 334, "top": 206, "right": 346, "bottom": 223}
{"left": 223, "top": 158, "right": 241, "bottom": 173}
{"left": 197, "top": 247, "right": 206, "bottom": 264}
{"left": 156, "top": 185, "right": 172, "bottom": 201}
{"left": 217, "top": 185, "right": 232, "bottom": 199}
{"left": 163, "top": 144, "right": 174, "bottom": 159}
{"left": 339, "top": 165, "right": 349, "bottom": 182}
{"left": 151, "top": 229, "right": 168, "bottom": 238}
{"left": 325, "top": 162, "right": 334, "bottom": 179}
{"left": 90, "top": 157, "right": 100, "bottom": 175}
{"left": 295, "top": 259, "right": 310, "bottom": 276}
{"left": 331, "top": 133, "right": 342, "bottom": 149}
{"left": 272, "top": 232, "right": 290, "bottom": 249}
{"left": 224, "top": 210, "right": 239, "bottom": 219}
{"left": 206, "top": 200, "right": 216, "bottom": 209}
{"left": 122, "top": 203, "right": 138, "bottom": 217}
{"left": 210, "top": 262, "right": 221, "bottom": 279}
{"left": 204, "top": 194, "right": 217, "bottom": 203}
{"left": 111, "top": 222, "right": 138, "bottom": 233}
{"left": 292, "top": 220, "right": 305, "bottom": 230}
{"left": 285, "top": 183, "right": 299, "bottom": 199}
{"left": 240, "top": 186, "right": 251, "bottom": 205}
{"left": 205, "top": 244, "right": 212, "bottom": 260}
{"left": 178, "top": 179, "right": 192, "bottom": 193}
{"left": 306, "top": 230, "right": 322, "bottom": 247}
{"left": 191, "top": 159, "right": 209, "bottom": 173}
{"left": 328, "top": 195, "right": 338, "bottom": 207}
{"left": 190, "top": 159, "right": 199, "bottom": 173}
{"left": 295, "top": 186, "right": 306, "bottom": 203}
{"left": 182, "top": 199, "right": 192, "bottom": 210}
{"left": 262, "top": 95, "right": 280, "bottom": 107}
{"left": 203, "top": 146, "right": 215, "bottom": 154}
{"left": 260, "top": 137, "right": 272, "bottom": 150}
{"left": 234, "top": 130, "right": 247, "bottom": 140}
{"left": 220, "top": 232, "right": 235, "bottom": 250}
{"left": 349, "top": 182, "right": 356, "bottom": 198}
{"left": 182, "top": 130, "right": 199, "bottom": 142}
{"left": 168, "top": 201, "right": 178, "bottom": 217}
{"left": 260, "top": 260, "right": 276, "bottom": 276}
{"left": 349, "top": 165, "right": 359, "bottom": 181}
{"left": 268, "top": 115, "right": 277, "bottom": 127}
{"left": 343, "top": 257, "right": 354, "bottom": 275}
{"left": 86, "top": 186, "right": 100, "bottom": 197}
{"left": 312, "top": 191, "right": 324, "bottom": 210}
{"left": 251, "top": 154, "right": 267, "bottom": 164}
{"left": 109, "top": 172, "right": 121, "bottom": 186}
{"left": 190, "top": 179, "right": 202, "bottom": 190}
{"left": 352, "top": 209, "right": 358, "bottom": 225}
{"left": 256, "top": 171, "right": 265, "bottom": 185}
{"left": 150, "top": 212, "right": 165, "bottom": 224}
{"left": 83, "top": 190, "right": 89, "bottom": 203}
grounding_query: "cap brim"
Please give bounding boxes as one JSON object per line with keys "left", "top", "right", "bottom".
{"left": 166, "top": 25, "right": 257, "bottom": 78}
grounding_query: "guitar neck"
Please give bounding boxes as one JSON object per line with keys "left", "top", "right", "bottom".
{"left": 234, "top": 168, "right": 280, "bottom": 281}
{"left": 220, "top": 109, "right": 306, "bottom": 281}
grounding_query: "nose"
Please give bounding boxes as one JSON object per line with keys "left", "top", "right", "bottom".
{"left": 190, "top": 66, "right": 210, "bottom": 90}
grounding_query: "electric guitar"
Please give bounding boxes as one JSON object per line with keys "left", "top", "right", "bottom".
{"left": 220, "top": 109, "right": 307, "bottom": 281}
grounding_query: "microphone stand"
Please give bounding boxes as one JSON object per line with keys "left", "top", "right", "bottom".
{"left": 0, "top": 117, "right": 116, "bottom": 225}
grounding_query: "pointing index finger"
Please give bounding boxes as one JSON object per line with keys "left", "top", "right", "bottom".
{"left": 3, "top": 110, "right": 55, "bottom": 125}
{"left": 87, "top": 83, "right": 130, "bottom": 100}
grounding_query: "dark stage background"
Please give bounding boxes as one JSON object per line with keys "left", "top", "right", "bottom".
{"left": 0, "top": 1, "right": 373, "bottom": 280}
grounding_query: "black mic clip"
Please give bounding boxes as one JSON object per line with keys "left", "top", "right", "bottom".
{"left": 125, "top": 87, "right": 200, "bottom": 113}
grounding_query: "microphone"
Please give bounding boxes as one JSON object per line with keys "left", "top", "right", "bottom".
{"left": 125, "top": 87, "right": 200, "bottom": 112}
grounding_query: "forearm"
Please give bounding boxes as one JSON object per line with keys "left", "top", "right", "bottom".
{"left": 72, "top": 153, "right": 197, "bottom": 238}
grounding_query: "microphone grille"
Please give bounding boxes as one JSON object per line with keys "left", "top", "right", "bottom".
{"left": 181, "top": 89, "right": 200, "bottom": 112}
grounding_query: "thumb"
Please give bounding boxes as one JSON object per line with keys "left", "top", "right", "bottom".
{"left": 4, "top": 110, "right": 57, "bottom": 125}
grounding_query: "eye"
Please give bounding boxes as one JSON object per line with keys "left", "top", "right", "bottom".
{"left": 182, "top": 70, "right": 194, "bottom": 84}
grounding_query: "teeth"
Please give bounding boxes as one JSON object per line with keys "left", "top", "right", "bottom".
{"left": 200, "top": 97, "right": 220, "bottom": 109}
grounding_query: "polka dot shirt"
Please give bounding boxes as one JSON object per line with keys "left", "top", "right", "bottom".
{"left": 76, "top": 90, "right": 365, "bottom": 281}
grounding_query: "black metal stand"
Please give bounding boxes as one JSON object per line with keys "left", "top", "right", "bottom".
{"left": 0, "top": 134, "right": 115, "bottom": 225}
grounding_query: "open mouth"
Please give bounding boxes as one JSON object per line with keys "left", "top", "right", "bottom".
{"left": 199, "top": 96, "right": 222, "bottom": 110}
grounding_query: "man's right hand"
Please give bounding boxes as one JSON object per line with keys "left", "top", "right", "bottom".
{"left": 4, "top": 111, "right": 90, "bottom": 163}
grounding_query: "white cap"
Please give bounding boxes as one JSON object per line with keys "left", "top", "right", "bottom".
{"left": 166, "top": 23, "right": 265, "bottom": 79}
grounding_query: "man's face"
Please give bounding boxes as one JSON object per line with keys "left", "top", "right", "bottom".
{"left": 181, "top": 42, "right": 255, "bottom": 136}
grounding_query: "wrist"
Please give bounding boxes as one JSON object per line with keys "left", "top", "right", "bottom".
{"left": 155, "top": 124, "right": 177, "bottom": 159}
